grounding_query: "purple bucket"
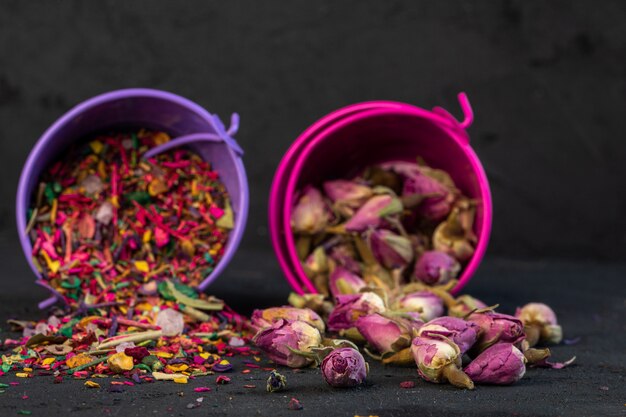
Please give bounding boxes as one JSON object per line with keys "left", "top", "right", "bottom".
{"left": 16, "top": 88, "right": 249, "bottom": 309}
{"left": 269, "top": 93, "right": 492, "bottom": 295}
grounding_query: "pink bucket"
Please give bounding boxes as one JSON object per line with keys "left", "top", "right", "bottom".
{"left": 269, "top": 93, "right": 492, "bottom": 295}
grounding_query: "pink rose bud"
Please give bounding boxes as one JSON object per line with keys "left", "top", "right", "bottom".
{"left": 379, "top": 161, "right": 457, "bottom": 221}
{"left": 355, "top": 314, "right": 412, "bottom": 354}
{"left": 323, "top": 180, "right": 373, "bottom": 217}
{"left": 321, "top": 347, "right": 368, "bottom": 388}
{"left": 366, "top": 229, "right": 414, "bottom": 270}
{"left": 329, "top": 244, "right": 362, "bottom": 275}
{"left": 467, "top": 312, "right": 526, "bottom": 353}
{"left": 328, "top": 266, "right": 366, "bottom": 299}
{"left": 464, "top": 343, "right": 527, "bottom": 385}
{"left": 393, "top": 291, "right": 444, "bottom": 322}
{"left": 515, "top": 303, "right": 563, "bottom": 346}
{"left": 411, "top": 335, "right": 474, "bottom": 389}
{"left": 327, "top": 292, "right": 386, "bottom": 331}
{"left": 413, "top": 251, "right": 461, "bottom": 285}
{"left": 291, "top": 186, "right": 331, "bottom": 234}
{"left": 402, "top": 172, "right": 454, "bottom": 221}
{"left": 418, "top": 316, "right": 480, "bottom": 354}
{"left": 251, "top": 307, "right": 326, "bottom": 333}
{"left": 378, "top": 160, "right": 422, "bottom": 178}
{"left": 252, "top": 319, "right": 322, "bottom": 368}
{"left": 344, "top": 195, "right": 402, "bottom": 232}
{"left": 448, "top": 295, "right": 488, "bottom": 318}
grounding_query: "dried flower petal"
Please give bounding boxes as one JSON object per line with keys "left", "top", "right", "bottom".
{"left": 107, "top": 352, "right": 134, "bottom": 373}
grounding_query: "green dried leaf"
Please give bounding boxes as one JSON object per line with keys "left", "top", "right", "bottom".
{"left": 165, "top": 281, "right": 223, "bottom": 311}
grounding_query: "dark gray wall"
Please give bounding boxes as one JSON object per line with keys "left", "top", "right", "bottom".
{"left": 1, "top": 0, "right": 625, "bottom": 263}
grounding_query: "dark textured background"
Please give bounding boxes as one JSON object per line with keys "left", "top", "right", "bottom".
{"left": 1, "top": 0, "right": 625, "bottom": 267}
{"left": 0, "top": 1, "right": 625, "bottom": 416}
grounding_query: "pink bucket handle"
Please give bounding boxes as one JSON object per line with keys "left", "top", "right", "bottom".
{"left": 431, "top": 92, "right": 474, "bottom": 138}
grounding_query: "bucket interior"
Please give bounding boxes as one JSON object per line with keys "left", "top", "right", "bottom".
{"left": 18, "top": 92, "right": 247, "bottom": 293}
{"left": 282, "top": 109, "right": 489, "bottom": 293}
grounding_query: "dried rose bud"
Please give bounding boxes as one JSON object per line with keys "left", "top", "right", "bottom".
{"left": 393, "top": 291, "right": 444, "bottom": 322}
{"left": 288, "top": 292, "right": 334, "bottom": 316}
{"left": 403, "top": 172, "right": 454, "bottom": 221}
{"left": 344, "top": 194, "right": 402, "bottom": 232}
{"left": 266, "top": 370, "right": 287, "bottom": 393}
{"left": 321, "top": 347, "right": 368, "bottom": 388}
{"left": 378, "top": 160, "right": 422, "bottom": 178}
{"left": 303, "top": 246, "right": 328, "bottom": 276}
{"left": 329, "top": 244, "right": 362, "bottom": 275}
{"left": 355, "top": 314, "right": 412, "bottom": 354}
{"left": 464, "top": 343, "right": 527, "bottom": 385}
{"left": 418, "top": 316, "right": 480, "bottom": 355}
{"left": 328, "top": 266, "right": 366, "bottom": 299}
{"left": 379, "top": 161, "right": 457, "bottom": 221}
{"left": 252, "top": 319, "right": 322, "bottom": 368}
{"left": 409, "top": 233, "right": 430, "bottom": 257}
{"left": 515, "top": 303, "right": 563, "bottom": 346}
{"left": 327, "top": 292, "right": 386, "bottom": 331}
{"left": 411, "top": 335, "right": 474, "bottom": 389}
{"left": 448, "top": 295, "right": 488, "bottom": 318}
{"left": 291, "top": 186, "right": 330, "bottom": 234}
{"left": 323, "top": 180, "right": 372, "bottom": 217}
{"left": 366, "top": 229, "right": 414, "bottom": 270}
{"left": 251, "top": 307, "right": 325, "bottom": 333}
{"left": 433, "top": 203, "right": 476, "bottom": 262}
{"left": 413, "top": 251, "right": 461, "bottom": 285}
{"left": 467, "top": 312, "right": 525, "bottom": 353}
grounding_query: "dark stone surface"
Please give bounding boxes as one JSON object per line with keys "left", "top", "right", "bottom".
{"left": 0, "top": 249, "right": 624, "bottom": 417}
{"left": 0, "top": 0, "right": 625, "bottom": 261}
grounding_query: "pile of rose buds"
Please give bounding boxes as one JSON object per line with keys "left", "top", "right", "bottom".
{"left": 252, "top": 298, "right": 575, "bottom": 389}
{"left": 292, "top": 159, "right": 476, "bottom": 296}
{"left": 251, "top": 158, "right": 574, "bottom": 389}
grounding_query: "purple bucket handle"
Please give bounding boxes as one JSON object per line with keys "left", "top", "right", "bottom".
{"left": 143, "top": 129, "right": 241, "bottom": 160}
{"left": 211, "top": 113, "right": 243, "bottom": 156}
{"left": 36, "top": 281, "right": 65, "bottom": 310}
